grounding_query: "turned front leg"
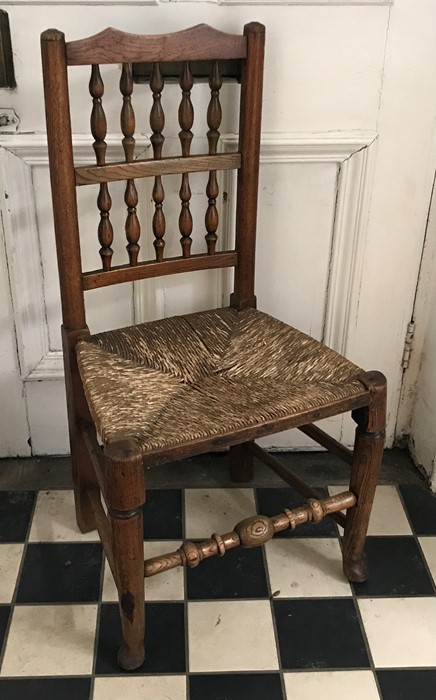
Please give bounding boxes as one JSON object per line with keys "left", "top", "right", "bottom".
{"left": 105, "top": 440, "right": 145, "bottom": 671}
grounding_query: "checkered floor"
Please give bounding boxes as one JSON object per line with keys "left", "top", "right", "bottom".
{"left": 1, "top": 481, "right": 436, "bottom": 699}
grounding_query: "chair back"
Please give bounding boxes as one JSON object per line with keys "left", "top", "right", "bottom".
{"left": 41, "top": 23, "right": 265, "bottom": 331}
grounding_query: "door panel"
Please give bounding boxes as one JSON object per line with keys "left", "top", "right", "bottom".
{"left": 1, "top": 1, "right": 435, "bottom": 455}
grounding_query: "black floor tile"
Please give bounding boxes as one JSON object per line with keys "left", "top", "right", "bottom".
{"left": 256, "top": 487, "right": 338, "bottom": 537}
{"left": 16, "top": 543, "right": 103, "bottom": 603}
{"left": 0, "top": 678, "right": 91, "bottom": 700}
{"left": 143, "top": 489, "right": 183, "bottom": 539}
{"left": 273, "top": 599, "right": 369, "bottom": 669}
{"left": 399, "top": 485, "right": 436, "bottom": 535}
{"left": 0, "top": 605, "right": 10, "bottom": 654}
{"left": 189, "top": 673, "right": 284, "bottom": 700}
{"left": 377, "top": 670, "right": 436, "bottom": 700}
{"left": 187, "top": 545, "right": 269, "bottom": 600}
{"left": 95, "top": 602, "right": 185, "bottom": 674}
{"left": 353, "top": 537, "right": 434, "bottom": 597}
{"left": 0, "top": 491, "right": 35, "bottom": 542}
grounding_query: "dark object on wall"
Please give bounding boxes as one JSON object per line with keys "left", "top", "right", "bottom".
{"left": 0, "top": 11, "right": 16, "bottom": 88}
{"left": 40, "top": 22, "right": 387, "bottom": 673}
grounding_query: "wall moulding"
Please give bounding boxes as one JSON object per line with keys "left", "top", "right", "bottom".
{"left": 0, "top": 133, "right": 150, "bottom": 383}
{"left": 221, "top": 131, "right": 378, "bottom": 359}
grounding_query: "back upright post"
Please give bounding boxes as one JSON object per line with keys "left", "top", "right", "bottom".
{"left": 229, "top": 22, "right": 265, "bottom": 482}
{"left": 230, "top": 22, "right": 265, "bottom": 310}
{"left": 40, "top": 30, "right": 86, "bottom": 330}
{"left": 41, "top": 30, "right": 98, "bottom": 533}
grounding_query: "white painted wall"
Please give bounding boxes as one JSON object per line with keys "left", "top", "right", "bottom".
{"left": 1, "top": 0, "right": 436, "bottom": 457}
{"left": 409, "top": 286, "right": 436, "bottom": 490}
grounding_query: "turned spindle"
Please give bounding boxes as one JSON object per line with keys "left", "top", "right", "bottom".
{"left": 178, "top": 61, "right": 194, "bottom": 257}
{"left": 205, "top": 60, "right": 222, "bottom": 255}
{"left": 120, "top": 63, "right": 140, "bottom": 266}
{"left": 150, "top": 62, "right": 166, "bottom": 261}
{"left": 90, "top": 64, "right": 114, "bottom": 270}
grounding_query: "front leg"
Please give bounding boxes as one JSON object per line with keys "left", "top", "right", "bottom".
{"left": 105, "top": 440, "right": 146, "bottom": 670}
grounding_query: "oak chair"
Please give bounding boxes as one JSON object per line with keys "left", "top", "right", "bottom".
{"left": 41, "top": 22, "right": 386, "bottom": 671}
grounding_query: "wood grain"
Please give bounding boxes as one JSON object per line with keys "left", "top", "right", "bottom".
{"left": 61, "top": 326, "right": 99, "bottom": 533}
{"left": 178, "top": 61, "right": 194, "bottom": 257}
{"left": 343, "top": 371, "right": 387, "bottom": 582}
{"left": 205, "top": 60, "right": 223, "bottom": 255}
{"left": 229, "top": 442, "right": 254, "bottom": 483}
{"left": 42, "top": 21, "right": 386, "bottom": 674}
{"left": 247, "top": 441, "right": 346, "bottom": 528}
{"left": 149, "top": 61, "right": 166, "bottom": 262}
{"left": 82, "top": 250, "right": 238, "bottom": 289}
{"left": 89, "top": 64, "right": 113, "bottom": 270}
{"left": 40, "top": 30, "right": 86, "bottom": 330}
{"left": 104, "top": 440, "right": 146, "bottom": 670}
{"left": 231, "top": 22, "right": 265, "bottom": 310}
{"left": 144, "top": 491, "right": 356, "bottom": 577}
{"left": 66, "top": 24, "right": 246, "bottom": 66}
{"left": 120, "top": 62, "right": 140, "bottom": 266}
{"left": 87, "top": 487, "right": 117, "bottom": 583}
{"left": 298, "top": 423, "right": 354, "bottom": 465}
{"left": 109, "top": 506, "right": 145, "bottom": 671}
{"left": 75, "top": 152, "right": 241, "bottom": 186}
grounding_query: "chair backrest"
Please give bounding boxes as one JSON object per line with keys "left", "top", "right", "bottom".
{"left": 41, "top": 23, "right": 265, "bottom": 332}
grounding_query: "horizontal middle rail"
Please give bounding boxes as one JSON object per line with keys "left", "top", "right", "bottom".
{"left": 75, "top": 152, "right": 241, "bottom": 186}
{"left": 82, "top": 250, "right": 238, "bottom": 290}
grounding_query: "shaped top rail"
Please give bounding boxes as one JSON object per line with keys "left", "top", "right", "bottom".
{"left": 65, "top": 24, "right": 247, "bottom": 66}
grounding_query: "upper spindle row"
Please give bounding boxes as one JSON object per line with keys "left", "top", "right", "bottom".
{"left": 88, "top": 60, "right": 223, "bottom": 270}
{"left": 89, "top": 60, "right": 223, "bottom": 162}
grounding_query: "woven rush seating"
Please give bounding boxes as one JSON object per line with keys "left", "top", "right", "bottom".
{"left": 76, "top": 307, "right": 366, "bottom": 457}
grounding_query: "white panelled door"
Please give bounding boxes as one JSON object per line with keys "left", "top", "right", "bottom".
{"left": 1, "top": 0, "right": 436, "bottom": 455}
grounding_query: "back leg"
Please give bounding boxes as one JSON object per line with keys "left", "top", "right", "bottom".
{"left": 343, "top": 371, "right": 387, "bottom": 582}
{"left": 229, "top": 442, "right": 254, "bottom": 482}
{"left": 70, "top": 431, "right": 98, "bottom": 533}
{"left": 62, "top": 326, "right": 98, "bottom": 533}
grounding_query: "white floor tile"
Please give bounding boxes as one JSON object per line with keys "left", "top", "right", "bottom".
{"left": 0, "top": 544, "right": 23, "bottom": 603}
{"left": 1, "top": 604, "right": 97, "bottom": 676}
{"left": 188, "top": 600, "right": 278, "bottom": 672}
{"left": 419, "top": 537, "right": 436, "bottom": 585}
{"left": 328, "top": 485, "right": 412, "bottom": 535}
{"left": 358, "top": 597, "right": 436, "bottom": 667}
{"left": 184, "top": 488, "right": 257, "bottom": 540}
{"left": 93, "top": 675, "right": 186, "bottom": 699}
{"left": 102, "top": 541, "right": 184, "bottom": 601}
{"left": 265, "top": 538, "right": 351, "bottom": 597}
{"left": 283, "top": 670, "right": 379, "bottom": 699}
{"left": 29, "top": 490, "right": 99, "bottom": 542}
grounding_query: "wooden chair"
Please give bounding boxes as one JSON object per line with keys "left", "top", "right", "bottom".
{"left": 41, "top": 22, "right": 386, "bottom": 671}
